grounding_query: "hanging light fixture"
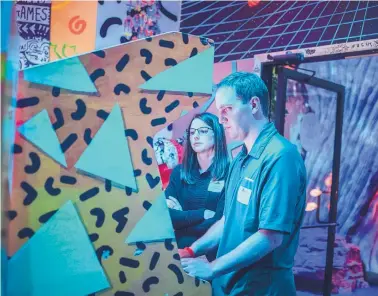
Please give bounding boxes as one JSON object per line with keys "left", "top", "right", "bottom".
{"left": 248, "top": 0, "right": 260, "bottom": 8}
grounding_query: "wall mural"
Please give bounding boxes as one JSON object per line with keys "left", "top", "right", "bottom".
{"left": 16, "top": 0, "right": 182, "bottom": 69}
{"left": 7, "top": 32, "right": 215, "bottom": 296}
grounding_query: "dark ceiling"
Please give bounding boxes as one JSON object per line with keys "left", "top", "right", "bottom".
{"left": 180, "top": 0, "right": 378, "bottom": 63}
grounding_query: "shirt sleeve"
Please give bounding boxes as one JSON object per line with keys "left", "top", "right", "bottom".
{"left": 164, "top": 165, "right": 205, "bottom": 230}
{"left": 258, "top": 150, "right": 304, "bottom": 234}
{"left": 184, "top": 184, "right": 226, "bottom": 236}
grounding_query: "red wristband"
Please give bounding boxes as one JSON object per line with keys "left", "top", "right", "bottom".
{"left": 185, "top": 247, "right": 195, "bottom": 257}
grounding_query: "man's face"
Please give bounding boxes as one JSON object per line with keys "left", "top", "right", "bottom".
{"left": 215, "top": 87, "right": 252, "bottom": 141}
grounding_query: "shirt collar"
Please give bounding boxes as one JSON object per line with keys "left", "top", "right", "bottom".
{"left": 240, "top": 122, "right": 278, "bottom": 159}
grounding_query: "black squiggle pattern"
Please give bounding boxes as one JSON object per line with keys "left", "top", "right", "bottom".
{"left": 105, "top": 179, "right": 112, "bottom": 192}
{"left": 146, "top": 36, "right": 152, "bottom": 42}
{"left": 143, "top": 201, "right": 152, "bottom": 210}
{"left": 168, "top": 264, "right": 184, "bottom": 284}
{"left": 39, "top": 210, "right": 57, "bottom": 223}
{"left": 52, "top": 108, "right": 64, "bottom": 130}
{"left": 97, "top": 109, "right": 109, "bottom": 120}
{"left": 24, "top": 152, "right": 40, "bottom": 174}
{"left": 125, "top": 129, "right": 138, "bottom": 140}
{"left": 12, "top": 143, "right": 22, "bottom": 154}
{"left": 149, "top": 252, "right": 160, "bottom": 270}
{"left": 116, "top": 54, "right": 130, "bottom": 72}
{"left": 140, "top": 49, "right": 152, "bottom": 64}
{"left": 112, "top": 207, "right": 129, "bottom": 233}
{"left": 139, "top": 98, "right": 152, "bottom": 114}
{"left": 158, "top": 0, "right": 178, "bottom": 21}
{"left": 115, "top": 292, "right": 134, "bottom": 296}
{"left": 100, "top": 17, "right": 122, "bottom": 38}
{"left": 195, "top": 277, "right": 200, "bottom": 287}
{"left": 119, "top": 271, "right": 127, "bottom": 284}
{"left": 84, "top": 128, "right": 92, "bottom": 145}
{"left": 80, "top": 187, "right": 100, "bottom": 202}
{"left": 93, "top": 50, "right": 105, "bottom": 58}
{"left": 165, "top": 58, "right": 177, "bottom": 67}
{"left": 188, "top": 92, "right": 194, "bottom": 98}
{"left": 173, "top": 253, "right": 180, "bottom": 261}
{"left": 96, "top": 245, "right": 114, "bottom": 263}
{"left": 159, "top": 40, "right": 174, "bottom": 49}
{"left": 136, "top": 242, "right": 146, "bottom": 250}
{"left": 120, "top": 36, "right": 128, "bottom": 44}
{"left": 182, "top": 33, "right": 189, "bottom": 44}
{"left": 119, "top": 257, "right": 140, "bottom": 268}
{"left": 165, "top": 239, "right": 174, "bottom": 251}
{"left": 114, "top": 83, "right": 131, "bottom": 95}
{"left": 193, "top": 101, "right": 199, "bottom": 108}
{"left": 90, "top": 68, "right": 105, "bottom": 83}
{"left": 157, "top": 90, "right": 165, "bottom": 101}
{"left": 142, "top": 276, "right": 159, "bottom": 292}
{"left": 125, "top": 187, "right": 133, "bottom": 197}
{"left": 89, "top": 233, "right": 99, "bottom": 242}
{"left": 146, "top": 136, "right": 153, "bottom": 148}
{"left": 151, "top": 117, "right": 166, "bottom": 126}
{"left": 6, "top": 210, "right": 17, "bottom": 221}
{"left": 60, "top": 175, "right": 77, "bottom": 185}
{"left": 90, "top": 208, "right": 105, "bottom": 228}
{"left": 71, "top": 99, "right": 86, "bottom": 120}
{"left": 167, "top": 123, "right": 173, "bottom": 131}
{"left": 174, "top": 292, "right": 184, "bottom": 296}
{"left": 141, "top": 149, "right": 152, "bottom": 166}
{"left": 52, "top": 87, "right": 60, "bottom": 97}
{"left": 60, "top": 133, "right": 78, "bottom": 153}
{"left": 21, "top": 181, "right": 38, "bottom": 206}
{"left": 200, "top": 37, "right": 209, "bottom": 46}
{"left": 18, "top": 227, "right": 34, "bottom": 239}
{"left": 140, "top": 70, "right": 152, "bottom": 81}
{"left": 134, "top": 169, "right": 141, "bottom": 177}
{"left": 190, "top": 47, "right": 198, "bottom": 57}
{"left": 44, "top": 177, "right": 61, "bottom": 196}
{"left": 165, "top": 100, "right": 180, "bottom": 113}
{"left": 16, "top": 97, "right": 39, "bottom": 108}
{"left": 145, "top": 173, "right": 160, "bottom": 189}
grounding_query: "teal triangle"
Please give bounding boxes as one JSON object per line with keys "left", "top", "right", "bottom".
{"left": 126, "top": 192, "right": 175, "bottom": 244}
{"left": 139, "top": 46, "right": 214, "bottom": 94}
{"left": 23, "top": 57, "right": 97, "bottom": 93}
{"left": 18, "top": 109, "right": 67, "bottom": 167}
{"left": 7, "top": 200, "right": 110, "bottom": 296}
{"left": 75, "top": 104, "right": 137, "bottom": 190}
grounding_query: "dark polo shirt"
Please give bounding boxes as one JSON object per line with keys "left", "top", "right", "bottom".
{"left": 213, "top": 122, "right": 307, "bottom": 296}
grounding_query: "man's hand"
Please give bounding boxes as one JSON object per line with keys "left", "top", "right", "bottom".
{"left": 181, "top": 258, "right": 215, "bottom": 281}
{"left": 166, "top": 196, "right": 183, "bottom": 210}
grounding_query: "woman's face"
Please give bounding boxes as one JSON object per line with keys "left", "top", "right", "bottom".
{"left": 189, "top": 118, "right": 215, "bottom": 153}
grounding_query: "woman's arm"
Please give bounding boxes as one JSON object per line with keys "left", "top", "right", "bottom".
{"left": 182, "top": 187, "right": 225, "bottom": 236}
{"left": 165, "top": 166, "right": 205, "bottom": 230}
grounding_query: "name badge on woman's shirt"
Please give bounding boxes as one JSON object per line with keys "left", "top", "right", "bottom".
{"left": 208, "top": 180, "right": 225, "bottom": 192}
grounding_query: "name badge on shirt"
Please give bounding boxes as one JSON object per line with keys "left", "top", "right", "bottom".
{"left": 208, "top": 180, "right": 225, "bottom": 193}
{"left": 237, "top": 185, "right": 252, "bottom": 205}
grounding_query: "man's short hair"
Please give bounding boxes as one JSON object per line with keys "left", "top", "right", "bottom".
{"left": 217, "top": 72, "right": 269, "bottom": 117}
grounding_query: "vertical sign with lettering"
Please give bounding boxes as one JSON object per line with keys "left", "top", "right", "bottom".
{"left": 16, "top": 0, "right": 51, "bottom": 70}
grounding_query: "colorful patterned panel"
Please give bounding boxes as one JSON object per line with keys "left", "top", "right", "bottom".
{"left": 8, "top": 32, "right": 213, "bottom": 296}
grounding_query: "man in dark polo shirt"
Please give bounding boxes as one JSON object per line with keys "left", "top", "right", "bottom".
{"left": 180, "top": 72, "right": 307, "bottom": 295}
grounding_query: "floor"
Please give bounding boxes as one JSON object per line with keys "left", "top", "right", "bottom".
{"left": 297, "top": 286, "right": 378, "bottom": 296}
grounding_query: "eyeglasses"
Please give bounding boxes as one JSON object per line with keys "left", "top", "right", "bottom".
{"left": 187, "top": 127, "right": 213, "bottom": 137}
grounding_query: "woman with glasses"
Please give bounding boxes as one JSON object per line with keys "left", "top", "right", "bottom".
{"left": 165, "top": 112, "right": 229, "bottom": 261}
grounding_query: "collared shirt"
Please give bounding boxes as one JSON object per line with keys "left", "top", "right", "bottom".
{"left": 214, "top": 122, "right": 307, "bottom": 296}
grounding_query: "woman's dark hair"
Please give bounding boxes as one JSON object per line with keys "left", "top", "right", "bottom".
{"left": 181, "top": 112, "right": 228, "bottom": 184}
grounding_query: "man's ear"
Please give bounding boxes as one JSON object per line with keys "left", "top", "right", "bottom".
{"left": 251, "top": 96, "right": 260, "bottom": 114}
